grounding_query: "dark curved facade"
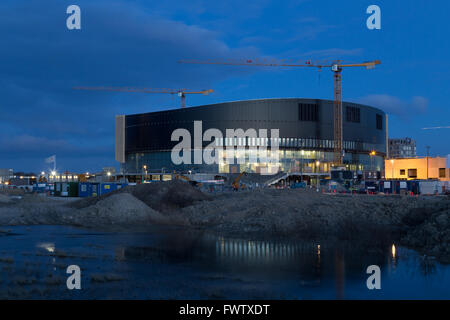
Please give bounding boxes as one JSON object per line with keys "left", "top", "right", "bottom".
{"left": 116, "top": 98, "right": 387, "bottom": 175}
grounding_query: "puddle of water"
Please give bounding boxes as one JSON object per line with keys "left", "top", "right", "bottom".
{"left": 0, "top": 225, "right": 448, "bottom": 299}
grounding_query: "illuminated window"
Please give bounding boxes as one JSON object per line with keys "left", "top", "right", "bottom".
{"left": 439, "top": 168, "right": 446, "bottom": 178}
{"left": 408, "top": 169, "right": 417, "bottom": 178}
{"left": 400, "top": 169, "right": 405, "bottom": 175}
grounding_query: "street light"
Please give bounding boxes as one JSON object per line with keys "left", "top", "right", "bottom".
{"left": 390, "top": 159, "right": 394, "bottom": 179}
{"left": 370, "top": 151, "right": 376, "bottom": 179}
{"left": 142, "top": 165, "right": 147, "bottom": 182}
{"left": 300, "top": 150, "right": 304, "bottom": 182}
{"left": 315, "top": 160, "right": 320, "bottom": 189}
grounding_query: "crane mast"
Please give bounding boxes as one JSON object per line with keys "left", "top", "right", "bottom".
{"left": 333, "top": 65, "right": 343, "bottom": 164}
{"left": 179, "top": 58, "right": 380, "bottom": 166}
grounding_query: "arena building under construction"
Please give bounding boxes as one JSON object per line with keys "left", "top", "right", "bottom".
{"left": 115, "top": 98, "right": 388, "bottom": 179}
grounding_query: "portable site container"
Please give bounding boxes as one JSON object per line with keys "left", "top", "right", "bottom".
{"left": 68, "top": 182, "right": 79, "bottom": 197}
{"left": 365, "top": 181, "right": 378, "bottom": 193}
{"left": 91, "top": 183, "right": 100, "bottom": 197}
{"left": 78, "top": 182, "right": 91, "bottom": 197}
{"left": 54, "top": 182, "right": 69, "bottom": 197}
{"left": 100, "top": 182, "right": 118, "bottom": 195}
{"left": 391, "top": 181, "right": 401, "bottom": 194}
{"left": 419, "top": 180, "right": 440, "bottom": 195}
{"left": 380, "top": 181, "right": 393, "bottom": 194}
{"left": 33, "top": 183, "right": 47, "bottom": 193}
{"left": 78, "top": 182, "right": 104, "bottom": 197}
{"left": 116, "top": 183, "right": 128, "bottom": 190}
{"left": 408, "top": 180, "right": 420, "bottom": 195}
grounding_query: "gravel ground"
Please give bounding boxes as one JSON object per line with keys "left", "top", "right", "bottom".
{"left": 0, "top": 181, "right": 448, "bottom": 262}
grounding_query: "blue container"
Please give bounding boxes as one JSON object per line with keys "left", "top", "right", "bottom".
{"left": 116, "top": 183, "right": 128, "bottom": 190}
{"left": 409, "top": 180, "right": 420, "bottom": 194}
{"left": 380, "top": 180, "right": 393, "bottom": 194}
{"left": 78, "top": 182, "right": 91, "bottom": 197}
{"left": 33, "top": 183, "right": 47, "bottom": 193}
{"left": 91, "top": 183, "right": 100, "bottom": 197}
{"left": 100, "top": 183, "right": 118, "bottom": 195}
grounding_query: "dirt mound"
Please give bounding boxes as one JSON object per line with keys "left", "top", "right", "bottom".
{"left": 0, "top": 194, "right": 12, "bottom": 204}
{"left": 63, "top": 193, "right": 167, "bottom": 226}
{"left": 401, "top": 201, "right": 450, "bottom": 262}
{"left": 179, "top": 189, "right": 439, "bottom": 239}
{"left": 69, "top": 180, "right": 210, "bottom": 213}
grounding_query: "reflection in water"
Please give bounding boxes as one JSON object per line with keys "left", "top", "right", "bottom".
{"left": 36, "top": 242, "right": 55, "bottom": 253}
{"left": 391, "top": 244, "right": 397, "bottom": 271}
{"left": 214, "top": 237, "right": 318, "bottom": 265}
{"left": 110, "top": 229, "right": 446, "bottom": 299}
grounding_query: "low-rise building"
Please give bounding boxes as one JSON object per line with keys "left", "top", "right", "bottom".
{"left": 0, "top": 168, "right": 13, "bottom": 184}
{"left": 385, "top": 156, "right": 450, "bottom": 181}
{"left": 388, "top": 137, "right": 417, "bottom": 159}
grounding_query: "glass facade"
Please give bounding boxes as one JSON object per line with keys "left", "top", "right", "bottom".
{"left": 123, "top": 145, "right": 384, "bottom": 176}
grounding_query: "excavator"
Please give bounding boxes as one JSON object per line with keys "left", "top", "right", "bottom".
{"left": 232, "top": 171, "right": 247, "bottom": 191}
{"left": 173, "top": 171, "right": 202, "bottom": 187}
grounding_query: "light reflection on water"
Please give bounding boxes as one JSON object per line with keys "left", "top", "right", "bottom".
{"left": 0, "top": 225, "right": 449, "bottom": 299}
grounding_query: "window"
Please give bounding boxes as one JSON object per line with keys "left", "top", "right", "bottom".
{"left": 376, "top": 114, "right": 383, "bottom": 130}
{"left": 408, "top": 169, "right": 417, "bottom": 178}
{"left": 346, "top": 106, "right": 360, "bottom": 123}
{"left": 298, "top": 103, "right": 318, "bottom": 121}
{"left": 439, "top": 168, "right": 446, "bottom": 178}
{"left": 400, "top": 169, "right": 405, "bottom": 175}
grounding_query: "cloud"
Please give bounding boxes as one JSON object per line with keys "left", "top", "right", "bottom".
{"left": 421, "top": 126, "right": 450, "bottom": 130}
{"left": 354, "top": 94, "right": 429, "bottom": 118}
{"left": 0, "top": 0, "right": 261, "bottom": 171}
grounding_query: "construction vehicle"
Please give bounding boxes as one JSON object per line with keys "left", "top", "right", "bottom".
{"left": 173, "top": 171, "right": 202, "bottom": 187}
{"left": 232, "top": 171, "right": 247, "bottom": 191}
{"left": 179, "top": 58, "right": 380, "bottom": 165}
{"left": 73, "top": 86, "right": 213, "bottom": 108}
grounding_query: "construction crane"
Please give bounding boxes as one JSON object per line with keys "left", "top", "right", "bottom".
{"left": 179, "top": 58, "right": 380, "bottom": 165}
{"left": 173, "top": 171, "right": 202, "bottom": 187}
{"left": 73, "top": 86, "right": 213, "bottom": 108}
{"left": 232, "top": 171, "right": 247, "bottom": 191}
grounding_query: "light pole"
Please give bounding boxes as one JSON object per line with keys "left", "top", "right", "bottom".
{"left": 390, "top": 159, "right": 394, "bottom": 180}
{"left": 426, "top": 146, "right": 430, "bottom": 180}
{"left": 142, "top": 165, "right": 147, "bottom": 183}
{"left": 316, "top": 160, "right": 320, "bottom": 189}
{"left": 300, "top": 150, "right": 304, "bottom": 182}
{"left": 370, "top": 151, "right": 376, "bottom": 180}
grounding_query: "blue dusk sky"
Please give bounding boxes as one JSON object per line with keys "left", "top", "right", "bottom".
{"left": 0, "top": 0, "right": 449, "bottom": 173}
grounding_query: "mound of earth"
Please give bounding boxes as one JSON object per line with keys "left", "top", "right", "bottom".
{"left": 0, "top": 194, "right": 12, "bottom": 204}
{"left": 69, "top": 180, "right": 210, "bottom": 214}
{"left": 63, "top": 193, "right": 167, "bottom": 226}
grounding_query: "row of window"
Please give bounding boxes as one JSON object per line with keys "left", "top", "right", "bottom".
{"left": 213, "top": 136, "right": 382, "bottom": 152}
{"left": 399, "top": 168, "right": 447, "bottom": 178}
{"left": 298, "top": 103, "right": 383, "bottom": 130}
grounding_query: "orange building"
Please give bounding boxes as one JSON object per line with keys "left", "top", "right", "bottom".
{"left": 385, "top": 156, "right": 450, "bottom": 181}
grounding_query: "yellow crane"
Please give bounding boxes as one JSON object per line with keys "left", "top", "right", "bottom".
{"left": 179, "top": 58, "right": 380, "bottom": 165}
{"left": 232, "top": 171, "right": 247, "bottom": 191}
{"left": 173, "top": 171, "right": 202, "bottom": 187}
{"left": 73, "top": 86, "right": 213, "bottom": 108}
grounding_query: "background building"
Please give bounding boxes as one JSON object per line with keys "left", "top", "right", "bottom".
{"left": 385, "top": 156, "right": 450, "bottom": 181}
{"left": 0, "top": 168, "right": 13, "bottom": 184}
{"left": 116, "top": 98, "right": 387, "bottom": 179}
{"left": 389, "top": 137, "right": 416, "bottom": 158}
